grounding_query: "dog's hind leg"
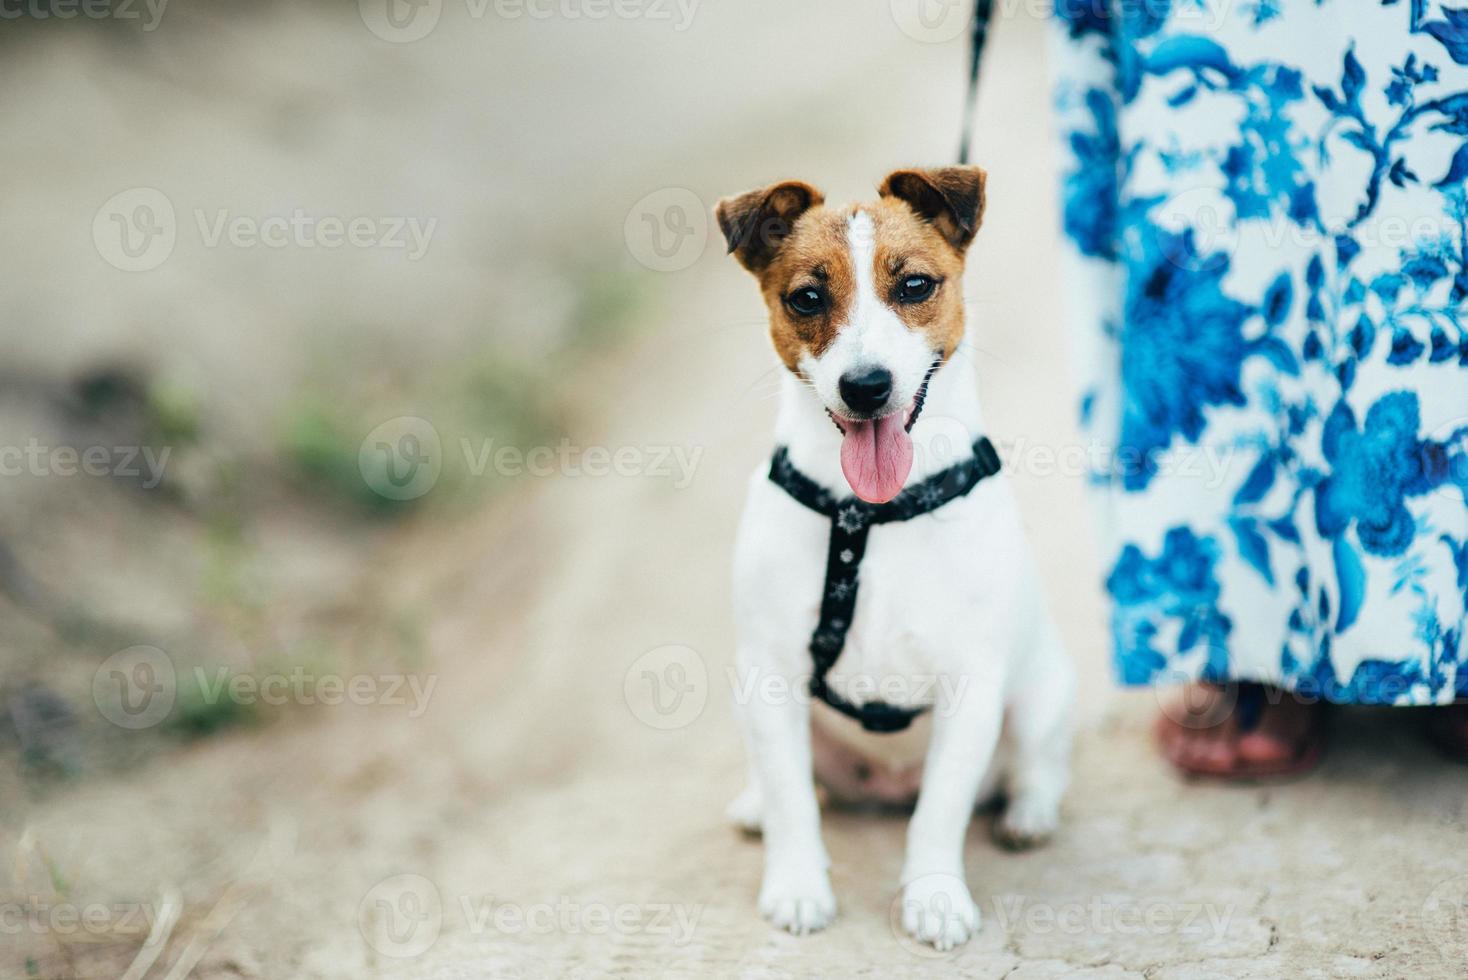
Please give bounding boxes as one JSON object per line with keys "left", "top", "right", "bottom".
{"left": 993, "top": 621, "right": 1075, "bottom": 851}
{"left": 726, "top": 774, "right": 763, "bottom": 834}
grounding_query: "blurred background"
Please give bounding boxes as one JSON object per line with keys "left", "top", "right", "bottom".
{"left": 4, "top": 3, "right": 1462, "bottom": 979}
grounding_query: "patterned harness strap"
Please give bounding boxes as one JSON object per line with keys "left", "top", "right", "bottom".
{"left": 766, "top": 437, "right": 1003, "bottom": 733}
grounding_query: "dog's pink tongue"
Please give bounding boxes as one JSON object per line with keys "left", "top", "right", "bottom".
{"left": 839, "top": 414, "right": 913, "bottom": 503}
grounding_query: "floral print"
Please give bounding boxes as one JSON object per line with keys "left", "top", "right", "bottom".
{"left": 1052, "top": 0, "right": 1468, "bottom": 703}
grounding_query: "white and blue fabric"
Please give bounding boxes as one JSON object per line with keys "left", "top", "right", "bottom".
{"left": 1051, "top": 0, "right": 1468, "bottom": 703}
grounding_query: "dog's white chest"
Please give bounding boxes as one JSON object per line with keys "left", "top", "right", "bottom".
{"left": 734, "top": 475, "right": 1026, "bottom": 713}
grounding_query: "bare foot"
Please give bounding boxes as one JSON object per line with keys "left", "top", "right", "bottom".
{"left": 1155, "top": 682, "right": 1325, "bottom": 779}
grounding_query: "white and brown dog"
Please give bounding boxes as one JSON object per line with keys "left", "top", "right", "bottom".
{"left": 717, "top": 167, "right": 1075, "bottom": 950}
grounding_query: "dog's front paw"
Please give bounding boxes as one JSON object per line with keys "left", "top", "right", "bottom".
{"left": 899, "top": 873, "right": 979, "bottom": 951}
{"left": 758, "top": 866, "right": 836, "bottom": 935}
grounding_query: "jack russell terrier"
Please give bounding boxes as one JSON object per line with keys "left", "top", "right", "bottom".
{"left": 716, "top": 167, "right": 1075, "bottom": 950}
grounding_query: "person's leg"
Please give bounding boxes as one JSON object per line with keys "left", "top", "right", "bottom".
{"left": 1155, "top": 683, "right": 1326, "bottom": 779}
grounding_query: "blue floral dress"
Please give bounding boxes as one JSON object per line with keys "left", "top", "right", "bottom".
{"left": 1051, "top": 1, "right": 1468, "bottom": 704}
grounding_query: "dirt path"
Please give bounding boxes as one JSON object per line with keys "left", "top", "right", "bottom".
{"left": 14, "top": 246, "right": 1468, "bottom": 979}
{"left": 6, "top": 7, "right": 1468, "bottom": 979}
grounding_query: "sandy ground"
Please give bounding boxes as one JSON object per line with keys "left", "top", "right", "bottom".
{"left": 5, "top": 4, "right": 1468, "bottom": 978}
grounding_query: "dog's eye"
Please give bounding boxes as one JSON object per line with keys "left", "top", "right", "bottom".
{"left": 895, "top": 275, "right": 938, "bottom": 304}
{"left": 786, "top": 287, "right": 826, "bottom": 317}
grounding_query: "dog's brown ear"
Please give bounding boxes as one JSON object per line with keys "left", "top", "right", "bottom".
{"left": 878, "top": 166, "right": 987, "bottom": 253}
{"left": 715, "top": 180, "right": 824, "bottom": 273}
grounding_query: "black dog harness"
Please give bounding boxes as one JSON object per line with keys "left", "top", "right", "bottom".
{"left": 766, "top": 436, "right": 1002, "bottom": 733}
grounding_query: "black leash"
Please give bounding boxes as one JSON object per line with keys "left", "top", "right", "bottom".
{"left": 767, "top": 437, "right": 1003, "bottom": 733}
{"left": 956, "top": 0, "right": 995, "bottom": 165}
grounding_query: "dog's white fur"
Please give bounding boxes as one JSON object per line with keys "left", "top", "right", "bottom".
{"left": 729, "top": 210, "right": 1075, "bottom": 950}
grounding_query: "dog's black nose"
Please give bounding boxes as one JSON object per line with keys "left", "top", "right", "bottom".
{"left": 839, "top": 366, "right": 893, "bottom": 415}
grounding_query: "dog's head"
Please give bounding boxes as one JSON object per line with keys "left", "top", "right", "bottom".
{"left": 716, "top": 166, "right": 986, "bottom": 503}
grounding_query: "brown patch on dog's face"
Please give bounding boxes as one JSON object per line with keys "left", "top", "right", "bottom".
{"left": 864, "top": 198, "right": 970, "bottom": 365}
{"left": 716, "top": 167, "right": 986, "bottom": 377}
{"left": 748, "top": 207, "right": 851, "bottom": 370}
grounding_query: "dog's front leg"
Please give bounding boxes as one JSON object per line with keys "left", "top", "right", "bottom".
{"left": 899, "top": 667, "right": 1003, "bottom": 950}
{"left": 736, "top": 659, "right": 835, "bottom": 935}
